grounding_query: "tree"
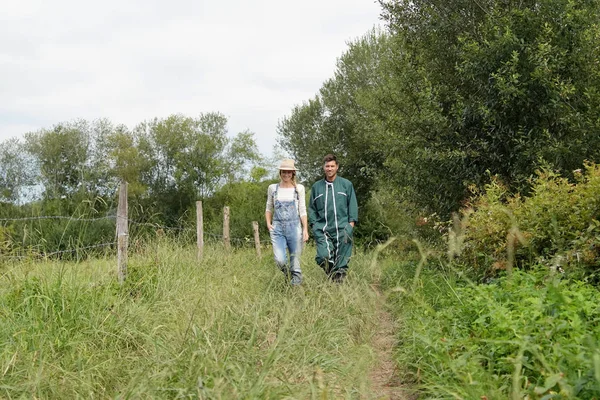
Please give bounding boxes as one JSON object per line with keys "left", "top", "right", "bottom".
{"left": 0, "top": 138, "right": 35, "bottom": 204}
{"left": 25, "top": 121, "right": 91, "bottom": 201}
{"left": 173, "top": 112, "right": 229, "bottom": 198}
{"left": 278, "top": 29, "right": 391, "bottom": 200}
{"left": 226, "top": 130, "right": 261, "bottom": 183}
{"left": 132, "top": 113, "right": 262, "bottom": 224}
{"left": 96, "top": 123, "right": 151, "bottom": 197}
{"left": 380, "top": 0, "right": 600, "bottom": 213}
{"left": 277, "top": 96, "right": 328, "bottom": 183}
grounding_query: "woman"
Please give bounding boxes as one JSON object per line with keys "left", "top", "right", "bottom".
{"left": 265, "top": 159, "right": 309, "bottom": 285}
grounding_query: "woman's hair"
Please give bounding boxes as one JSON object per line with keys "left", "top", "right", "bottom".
{"left": 280, "top": 170, "right": 297, "bottom": 186}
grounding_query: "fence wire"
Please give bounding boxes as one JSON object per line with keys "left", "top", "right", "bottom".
{"left": 44, "top": 241, "right": 117, "bottom": 257}
{"left": 0, "top": 241, "right": 117, "bottom": 260}
{"left": 0, "top": 213, "right": 272, "bottom": 260}
{"left": 0, "top": 215, "right": 116, "bottom": 222}
{"left": 127, "top": 219, "right": 190, "bottom": 231}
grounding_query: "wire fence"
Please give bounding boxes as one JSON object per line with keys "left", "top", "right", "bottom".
{"left": 0, "top": 215, "right": 117, "bottom": 223}
{"left": 0, "top": 212, "right": 271, "bottom": 262}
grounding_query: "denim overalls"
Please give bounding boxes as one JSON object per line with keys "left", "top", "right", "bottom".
{"left": 270, "top": 184, "right": 303, "bottom": 285}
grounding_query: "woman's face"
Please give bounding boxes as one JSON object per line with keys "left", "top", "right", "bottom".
{"left": 280, "top": 170, "right": 293, "bottom": 183}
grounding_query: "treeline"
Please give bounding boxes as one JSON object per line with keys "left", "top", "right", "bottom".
{"left": 0, "top": 114, "right": 279, "bottom": 255}
{"left": 278, "top": 0, "right": 600, "bottom": 236}
{"left": 3, "top": 0, "right": 600, "bottom": 254}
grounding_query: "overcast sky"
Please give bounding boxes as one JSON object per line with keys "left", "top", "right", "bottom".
{"left": 0, "top": 0, "right": 382, "bottom": 157}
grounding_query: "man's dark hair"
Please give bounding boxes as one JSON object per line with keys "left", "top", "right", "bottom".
{"left": 323, "top": 154, "right": 338, "bottom": 165}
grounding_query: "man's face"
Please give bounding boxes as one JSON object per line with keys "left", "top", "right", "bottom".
{"left": 323, "top": 160, "right": 338, "bottom": 180}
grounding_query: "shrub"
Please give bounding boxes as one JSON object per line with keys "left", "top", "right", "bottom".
{"left": 456, "top": 162, "right": 600, "bottom": 278}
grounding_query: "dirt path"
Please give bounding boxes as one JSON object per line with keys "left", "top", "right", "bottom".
{"left": 368, "top": 283, "right": 415, "bottom": 400}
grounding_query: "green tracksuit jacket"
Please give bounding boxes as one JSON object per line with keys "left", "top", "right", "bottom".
{"left": 308, "top": 176, "right": 358, "bottom": 273}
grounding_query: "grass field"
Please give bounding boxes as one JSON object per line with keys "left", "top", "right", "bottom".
{"left": 0, "top": 240, "right": 403, "bottom": 399}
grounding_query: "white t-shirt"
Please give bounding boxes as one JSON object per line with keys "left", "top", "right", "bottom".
{"left": 265, "top": 184, "right": 307, "bottom": 217}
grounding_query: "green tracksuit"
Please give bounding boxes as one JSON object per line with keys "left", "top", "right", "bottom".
{"left": 308, "top": 176, "right": 358, "bottom": 275}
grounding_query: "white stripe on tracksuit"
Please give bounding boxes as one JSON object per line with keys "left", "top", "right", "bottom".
{"left": 323, "top": 181, "right": 339, "bottom": 264}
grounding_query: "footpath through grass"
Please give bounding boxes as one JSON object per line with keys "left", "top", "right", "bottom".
{"left": 0, "top": 240, "right": 398, "bottom": 399}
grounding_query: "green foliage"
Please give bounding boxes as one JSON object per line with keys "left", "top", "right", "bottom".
{"left": 379, "top": 0, "right": 600, "bottom": 215}
{"left": 0, "top": 112, "right": 267, "bottom": 254}
{"left": 97, "top": 123, "right": 151, "bottom": 197}
{"left": 227, "top": 129, "right": 261, "bottom": 183}
{"left": 279, "top": 0, "right": 600, "bottom": 223}
{"left": 250, "top": 166, "right": 269, "bottom": 182}
{"left": 383, "top": 261, "right": 600, "bottom": 399}
{"left": 356, "top": 185, "right": 444, "bottom": 248}
{"left": 0, "top": 138, "right": 35, "bottom": 204}
{"left": 131, "top": 113, "right": 229, "bottom": 224}
{"left": 126, "top": 113, "right": 264, "bottom": 226}
{"left": 457, "top": 163, "right": 600, "bottom": 278}
{"left": 25, "top": 121, "right": 91, "bottom": 201}
{"left": 203, "top": 179, "right": 277, "bottom": 241}
{"left": 277, "top": 29, "right": 390, "bottom": 203}
{"left": 277, "top": 96, "right": 328, "bottom": 182}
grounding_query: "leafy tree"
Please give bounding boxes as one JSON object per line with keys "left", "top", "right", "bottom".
{"left": 203, "top": 179, "right": 277, "bottom": 241}
{"left": 0, "top": 138, "right": 35, "bottom": 204}
{"left": 379, "top": 0, "right": 600, "bottom": 214}
{"left": 278, "top": 29, "right": 391, "bottom": 201}
{"left": 249, "top": 166, "right": 269, "bottom": 182}
{"left": 140, "top": 113, "right": 231, "bottom": 198}
{"left": 24, "top": 121, "right": 91, "bottom": 202}
{"left": 227, "top": 129, "right": 261, "bottom": 183}
{"left": 1, "top": 112, "right": 268, "bottom": 253}
{"left": 85, "top": 118, "right": 124, "bottom": 197}
{"left": 131, "top": 113, "right": 262, "bottom": 225}
{"left": 97, "top": 123, "right": 151, "bottom": 197}
{"left": 277, "top": 96, "right": 327, "bottom": 182}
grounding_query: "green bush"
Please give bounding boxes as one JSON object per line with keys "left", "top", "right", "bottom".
{"left": 457, "top": 163, "right": 600, "bottom": 278}
{"left": 355, "top": 186, "right": 446, "bottom": 251}
{"left": 202, "top": 179, "right": 275, "bottom": 244}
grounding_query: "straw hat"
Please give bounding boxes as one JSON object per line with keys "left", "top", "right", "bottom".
{"left": 278, "top": 159, "right": 297, "bottom": 171}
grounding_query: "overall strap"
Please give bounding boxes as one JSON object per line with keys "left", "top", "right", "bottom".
{"left": 274, "top": 183, "right": 298, "bottom": 202}
{"left": 273, "top": 184, "right": 299, "bottom": 214}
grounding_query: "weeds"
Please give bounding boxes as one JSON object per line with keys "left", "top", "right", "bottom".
{"left": 383, "top": 258, "right": 600, "bottom": 399}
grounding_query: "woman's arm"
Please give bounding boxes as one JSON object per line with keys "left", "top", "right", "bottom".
{"left": 265, "top": 185, "right": 275, "bottom": 231}
{"left": 265, "top": 210, "right": 273, "bottom": 231}
{"left": 298, "top": 184, "right": 309, "bottom": 242}
{"left": 300, "top": 215, "right": 309, "bottom": 242}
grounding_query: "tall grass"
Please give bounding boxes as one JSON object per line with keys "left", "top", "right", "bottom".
{"left": 0, "top": 240, "right": 386, "bottom": 398}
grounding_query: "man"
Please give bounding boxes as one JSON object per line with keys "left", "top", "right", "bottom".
{"left": 308, "top": 154, "right": 358, "bottom": 283}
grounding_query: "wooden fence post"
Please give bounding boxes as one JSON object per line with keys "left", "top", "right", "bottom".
{"left": 223, "top": 206, "right": 230, "bottom": 251}
{"left": 116, "top": 181, "right": 128, "bottom": 284}
{"left": 252, "top": 221, "right": 261, "bottom": 258}
{"left": 196, "top": 201, "right": 204, "bottom": 261}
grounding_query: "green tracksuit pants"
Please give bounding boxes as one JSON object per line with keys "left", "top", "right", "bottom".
{"left": 313, "top": 224, "right": 354, "bottom": 275}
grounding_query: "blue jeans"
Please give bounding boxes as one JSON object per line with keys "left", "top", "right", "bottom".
{"left": 270, "top": 220, "right": 303, "bottom": 284}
